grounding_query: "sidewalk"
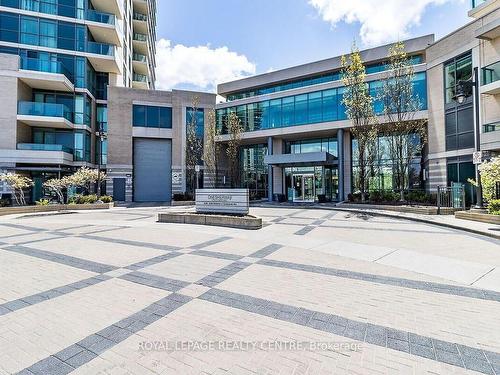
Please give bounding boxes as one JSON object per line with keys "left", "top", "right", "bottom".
{"left": 255, "top": 202, "right": 500, "bottom": 241}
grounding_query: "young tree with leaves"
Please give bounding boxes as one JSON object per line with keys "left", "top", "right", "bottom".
{"left": 186, "top": 96, "right": 203, "bottom": 194}
{"left": 380, "top": 42, "right": 427, "bottom": 201}
{"left": 226, "top": 111, "right": 243, "bottom": 188}
{"left": 341, "top": 44, "right": 378, "bottom": 201}
{"left": 43, "top": 178, "right": 66, "bottom": 204}
{"left": 0, "top": 173, "right": 33, "bottom": 206}
{"left": 203, "top": 108, "right": 221, "bottom": 188}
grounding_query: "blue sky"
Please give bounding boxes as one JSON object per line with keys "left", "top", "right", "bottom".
{"left": 155, "top": 0, "right": 472, "bottom": 92}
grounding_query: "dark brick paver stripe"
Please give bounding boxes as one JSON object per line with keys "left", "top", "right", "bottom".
{"left": 2, "top": 245, "right": 117, "bottom": 274}
{"left": 0, "top": 275, "right": 111, "bottom": 316}
{"left": 258, "top": 259, "right": 500, "bottom": 302}
{"left": 120, "top": 271, "right": 189, "bottom": 292}
{"left": 190, "top": 236, "right": 232, "bottom": 249}
{"left": 190, "top": 249, "right": 243, "bottom": 261}
{"left": 18, "top": 293, "right": 192, "bottom": 375}
{"left": 199, "top": 288, "right": 499, "bottom": 375}
{"left": 196, "top": 261, "right": 251, "bottom": 288}
{"left": 80, "top": 234, "right": 180, "bottom": 251}
{"left": 249, "top": 244, "right": 283, "bottom": 258}
{"left": 294, "top": 226, "right": 316, "bottom": 235}
{"left": 125, "top": 252, "right": 183, "bottom": 270}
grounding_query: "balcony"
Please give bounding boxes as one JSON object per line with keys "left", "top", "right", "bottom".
{"left": 133, "top": 53, "right": 148, "bottom": 75}
{"left": 133, "top": 12, "right": 148, "bottom": 34}
{"left": 482, "top": 121, "right": 500, "bottom": 151}
{"left": 86, "top": 10, "right": 123, "bottom": 46}
{"left": 469, "top": 0, "right": 500, "bottom": 18}
{"left": 18, "top": 57, "right": 74, "bottom": 92}
{"left": 86, "top": 41, "right": 121, "bottom": 74}
{"left": 17, "top": 143, "right": 74, "bottom": 154}
{"left": 89, "top": 0, "right": 123, "bottom": 19}
{"left": 17, "top": 102, "right": 73, "bottom": 129}
{"left": 481, "top": 61, "right": 500, "bottom": 95}
{"left": 132, "top": 73, "right": 149, "bottom": 89}
{"left": 133, "top": 33, "right": 148, "bottom": 55}
{"left": 133, "top": 0, "right": 149, "bottom": 14}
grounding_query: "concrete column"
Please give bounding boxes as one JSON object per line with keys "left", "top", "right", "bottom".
{"left": 267, "top": 136, "right": 273, "bottom": 202}
{"left": 337, "top": 129, "right": 345, "bottom": 201}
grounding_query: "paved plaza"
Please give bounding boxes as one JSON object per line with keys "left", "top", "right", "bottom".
{"left": 0, "top": 206, "right": 499, "bottom": 374}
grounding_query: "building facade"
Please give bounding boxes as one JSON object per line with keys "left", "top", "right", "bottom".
{"left": 213, "top": 0, "right": 500, "bottom": 204}
{"left": 0, "top": 0, "right": 157, "bottom": 201}
{"left": 105, "top": 87, "right": 215, "bottom": 202}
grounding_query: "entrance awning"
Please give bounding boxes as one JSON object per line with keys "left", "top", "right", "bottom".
{"left": 264, "top": 152, "right": 337, "bottom": 167}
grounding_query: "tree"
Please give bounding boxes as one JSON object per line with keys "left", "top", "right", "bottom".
{"left": 186, "top": 96, "right": 203, "bottom": 194}
{"left": 43, "top": 178, "right": 67, "bottom": 204}
{"left": 474, "top": 156, "right": 500, "bottom": 202}
{"left": 203, "top": 108, "right": 221, "bottom": 188}
{"left": 341, "top": 44, "right": 378, "bottom": 201}
{"left": 380, "top": 42, "right": 427, "bottom": 200}
{"left": 0, "top": 173, "right": 33, "bottom": 206}
{"left": 226, "top": 111, "right": 243, "bottom": 188}
{"left": 70, "top": 167, "right": 106, "bottom": 195}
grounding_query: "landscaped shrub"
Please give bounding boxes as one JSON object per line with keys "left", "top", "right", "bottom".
{"left": 488, "top": 199, "right": 500, "bottom": 215}
{"left": 36, "top": 199, "right": 50, "bottom": 206}
{"left": 99, "top": 195, "right": 113, "bottom": 203}
{"left": 369, "top": 191, "right": 384, "bottom": 202}
{"left": 0, "top": 198, "right": 9, "bottom": 207}
{"left": 68, "top": 194, "right": 84, "bottom": 204}
{"left": 82, "top": 194, "right": 98, "bottom": 204}
{"left": 173, "top": 193, "right": 193, "bottom": 201}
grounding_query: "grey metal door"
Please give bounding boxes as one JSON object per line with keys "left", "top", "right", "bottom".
{"left": 133, "top": 138, "right": 172, "bottom": 202}
{"left": 113, "top": 178, "right": 126, "bottom": 201}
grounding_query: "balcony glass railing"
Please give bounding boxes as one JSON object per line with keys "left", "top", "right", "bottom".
{"left": 482, "top": 61, "right": 500, "bottom": 86}
{"left": 133, "top": 73, "right": 148, "bottom": 83}
{"left": 133, "top": 12, "right": 147, "bottom": 21}
{"left": 133, "top": 53, "right": 147, "bottom": 62}
{"left": 133, "top": 33, "right": 147, "bottom": 42}
{"left": 18, "top": 102, "right": 72, "bottom": 122}
{"left": 17, "top": 143, "right": 73, "bottom": 154}
{"left": 19, "top": 57, "right": 72, "bottom": 80}
{"left": 483, "top": 121, "right": 500, "bottom": 133}
{"left": 87, "top": 41, "right": 115, "bottom": 56}
{"left": 86, "top": 9, "right": 115, "bottom": 25}
{"left": 472, "top": 0, "right": 487, "bottom": 8}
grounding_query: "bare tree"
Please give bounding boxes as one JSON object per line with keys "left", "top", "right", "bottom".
{"left": 380, "top": 42, "right": 427, "bottom": 200}
{"left": 203, "top": 108, "right": 221, "bottom": 187}
{"left": 226, "top": 111, "right": 243, "bottom": 188}
{"left": 186, "top": 96, "right": 203, "bottom": 194}
{"left": 341, "top": 44, "right": 378, "bottom": 201}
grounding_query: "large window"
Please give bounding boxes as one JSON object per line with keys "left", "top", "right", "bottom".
{"left": 217, "top": 72, "right": 427, "bottom": 134}
{"left": 240, "top": 144, "right": 268, "bottom": 199}
{"left": 285, "top": 137, "right": 338, "bottom": 157}
{"left": 351, "top": 134, "right": 423, "bottom": 192}
{"left": 444, "top": 52, "right": 474, "bottom": 151}
{"left": 133, "top": 105, "right": 172, "bottom": 128}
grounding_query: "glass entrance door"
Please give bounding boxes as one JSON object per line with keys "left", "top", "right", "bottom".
{"left": 292, "top": 174, "right": 315, "bottom": 202}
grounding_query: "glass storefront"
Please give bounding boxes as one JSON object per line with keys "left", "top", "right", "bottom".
{"left": 284, "top": 166, "right": 338, "bottom": 202}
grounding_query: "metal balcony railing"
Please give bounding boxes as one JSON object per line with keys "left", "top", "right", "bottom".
{"left": 133, "top": 53, "right": 147, "bottom": 62}
{"left": 483, "top": 121, "right": 500, "bottom": 133}
{"left": 20, "top": 57, "right": 72, "bottom": 80}
{"left": 86, "top": 9, "right": 115, "bottom": 25}
{"left": 481, "top": 61, "right": 500, "bottom": 86}
{"left": 17, "top": 143, "right": 74, "bottom": 154}
{"left": 133, "top": 12, "right": 147, "bottom": 21}
{"left": 133, "top": 33, "right": 147, "bottom": 42}
{"left": 18, "top": 102, "right": 72, "bottom": 122}
{"left": 133, "top": 73, "right": 148, "bottom": 83}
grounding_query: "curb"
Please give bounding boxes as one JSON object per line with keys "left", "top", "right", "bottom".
{"left": 255, "top": 203, "right": 500, "bottom": 241}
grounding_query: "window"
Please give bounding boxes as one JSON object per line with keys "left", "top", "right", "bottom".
{"left": 444, "top": 53, "right": 472, "bottom": 105}
{"left": 133, "top": 105, "right": 172, "bottom": 128}
{"left": 0, "top": 12, "right": 19, "bottom": 43}
{"left": 39, "top": 19, "right": 56, "bottom": 48}
{"left": 20, "top": 16, "right": 38, "bottom": 45}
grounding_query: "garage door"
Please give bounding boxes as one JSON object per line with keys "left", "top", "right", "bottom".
{"left": 133, "top": 138, "right": 172, "bottom": 202}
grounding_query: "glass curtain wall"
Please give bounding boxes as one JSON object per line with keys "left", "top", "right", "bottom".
{"left": 240, "top": 144, "right": 268, "bottom": 199}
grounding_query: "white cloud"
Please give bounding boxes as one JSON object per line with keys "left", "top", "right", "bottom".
{"left": 155, "top": 39, "right": 256, "bottom": 92}
{"left": 309, "top": 0, "right": 461, "bottom": 46}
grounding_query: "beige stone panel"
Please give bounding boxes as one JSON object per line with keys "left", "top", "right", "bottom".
{"left": 219, "top": 265, "right": 500, "bottom": 351}
{"left": 141, "top": 254, "right": 233, "bottom": 282}
{"left": 0, "top": 250, "right": 96, "bottom": 303}
{"left": 72, "top": 299, "right": 470, "bottom": 375}
{"left": 27, "top": 236, "right": 166, "bottom": 267}
{"left": 427, "top": 64, "right": 446, "bottom": 155}
{"left": 0, "top": 279, "right": 168, "bottom": 374}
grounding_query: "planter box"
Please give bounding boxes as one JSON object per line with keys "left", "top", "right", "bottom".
{"left": 158, "top": 212, "right": 262, "bottom": 230}
{"left": 0, "top": 202, "right": 114, "bottom": 217}
{"left": 340, "top": 203, "right": 460, "bottom": 215}
{"left": 455, "top": 211, "right": 500, "bottom": 225}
